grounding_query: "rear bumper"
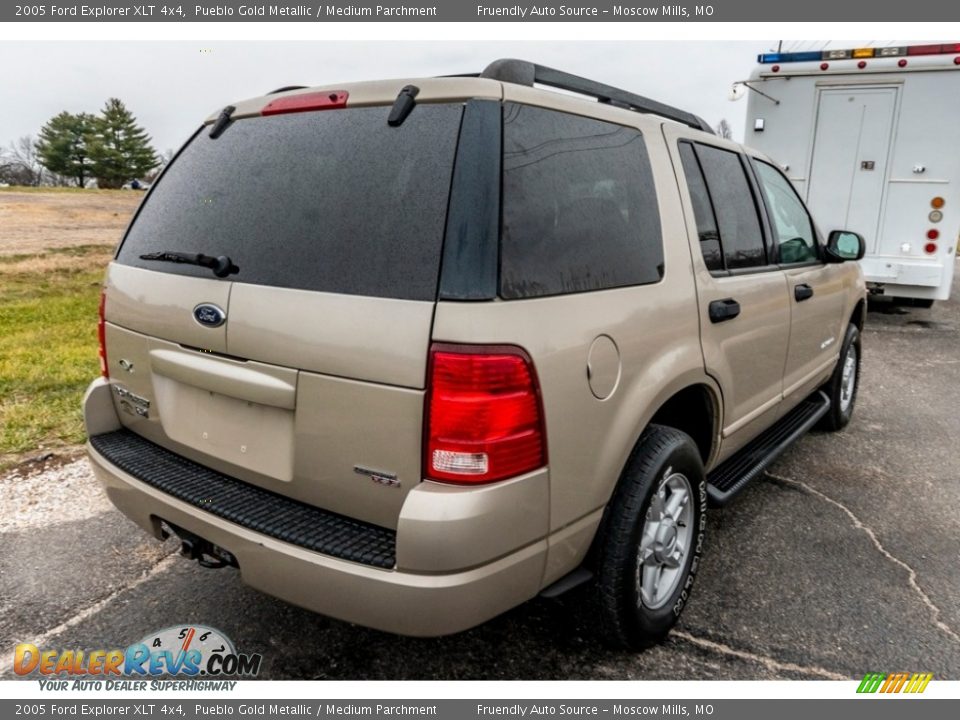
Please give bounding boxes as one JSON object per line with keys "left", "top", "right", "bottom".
{"left": 861, "top": 255, "right": 955, "bottom": 299}
{"left": 83, "top": 378, "right": 549, "bottom": 637}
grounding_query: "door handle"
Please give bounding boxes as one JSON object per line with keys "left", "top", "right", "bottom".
{"left": 709, "top": 298, "right": 741, "bottom": 323}
{"left": 795, "top": 283, "right": 814, "bottom": 302}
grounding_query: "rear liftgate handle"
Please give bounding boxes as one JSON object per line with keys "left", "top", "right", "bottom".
{"left": 795, "top": 283, "right": 815, "bottom": 302}
{"left": 709, "top": 298, "right": 741, "bottom": 323}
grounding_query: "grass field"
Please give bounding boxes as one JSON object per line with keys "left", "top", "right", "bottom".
{"left": 0, "top": 188, "right": 137, "bottom": 468}
{"left": 0, "top": 244, "right": 113, "bottom": 466}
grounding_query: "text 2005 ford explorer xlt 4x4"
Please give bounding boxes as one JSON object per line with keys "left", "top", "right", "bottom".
{"left": 83, "top": 60, "right": 867, "bottom": 649}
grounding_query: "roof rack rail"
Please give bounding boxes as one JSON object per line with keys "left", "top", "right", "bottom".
{"left": 480, "top": 58, "right": 714, "bottom": 134}
{"left": 268, "top": 85, "right": 307, "bottom": 95}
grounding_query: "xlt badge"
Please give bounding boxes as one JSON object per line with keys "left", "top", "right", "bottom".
{"left": 353, "top": 465, "right": 400, "bottom": 488}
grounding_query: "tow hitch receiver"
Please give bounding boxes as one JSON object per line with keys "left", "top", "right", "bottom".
{"left": 161, "top": 520, "right": 237, "bottom": 569}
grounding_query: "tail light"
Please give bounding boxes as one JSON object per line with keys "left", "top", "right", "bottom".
{"left": 97, "top": 290, "right": 108, "bottom": 378}
{"left": 425, "top": 344, "right": 546, "bottom": 484}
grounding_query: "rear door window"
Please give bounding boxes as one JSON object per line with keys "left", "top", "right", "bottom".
{"left": 499, "top": 103, "right": 663, "bottom": 299}
{"left": 116, "top": 104, "right": 464, "bottom": 302}
{"left": 678, "top": 142, "right": 723, "bottom": 272}
{"left": 691, "top": 143, "right": 768, "bottom": 270}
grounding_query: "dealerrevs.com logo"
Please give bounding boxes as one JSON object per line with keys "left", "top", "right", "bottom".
{"left": 14, "top": 625, "right": 262, "bottom": 690}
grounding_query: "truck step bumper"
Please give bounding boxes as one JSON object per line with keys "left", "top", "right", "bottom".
{"left": 90, "top": 428, "right": 397, "bottom": 568}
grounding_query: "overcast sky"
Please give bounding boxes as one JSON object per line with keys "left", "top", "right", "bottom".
{"left": 0, "top": 41, "right": 782, "bottom": 152}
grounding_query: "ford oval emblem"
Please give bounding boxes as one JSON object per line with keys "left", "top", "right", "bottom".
{"left": 193, "top": 303, "right": 226, "bottom": 328}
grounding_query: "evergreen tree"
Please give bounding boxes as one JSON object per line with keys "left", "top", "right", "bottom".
{"left": 35, "top": 112, "right": 95, "bottom": 187}
{"left": 89, "top": 99, "right": 159, "bottom": 189}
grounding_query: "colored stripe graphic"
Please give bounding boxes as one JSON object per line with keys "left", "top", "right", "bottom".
{"left": 912, "top": 673, "right": 933, "bottom": 693}
{"left": 857, "top": 672, "right": 932, "bottom": 693}
{"left": 857, "top": 672, "right": 885, "bottom": 693}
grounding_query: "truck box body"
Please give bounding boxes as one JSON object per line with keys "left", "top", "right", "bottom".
{"left": 744, "top": 46, "right": 960, "bottom": 301}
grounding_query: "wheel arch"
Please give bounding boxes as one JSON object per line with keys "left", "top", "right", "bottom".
{"left": 851, "top": 297, "right": 866, "bottom": 331}
{"left": 583, "top": 381, "right": 719, "bottom": 574}
{"left": 646, "top": 383, "right": 721, "bottom": 469}
{"left": 595, "top": 378, "right": 722, "bottom": 529}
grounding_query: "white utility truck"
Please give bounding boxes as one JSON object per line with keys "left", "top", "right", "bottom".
{"left": 740, "top": 43, "right": 960, "bottom": 306}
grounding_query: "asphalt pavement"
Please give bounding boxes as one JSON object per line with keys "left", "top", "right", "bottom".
{"left": 3, "top": 270, "right": 959, "bottom": 681}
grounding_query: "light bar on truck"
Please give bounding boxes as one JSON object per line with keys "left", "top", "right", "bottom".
{"left": 758, "top": 43, "right": 960, "bottom": 64}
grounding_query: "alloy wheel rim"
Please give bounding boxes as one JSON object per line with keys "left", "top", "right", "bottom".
{"left": 840, "top": 344, "right": 858, "bottom": 413}
{"left": 636, "top": 470, "right": 694, "bottom": 610}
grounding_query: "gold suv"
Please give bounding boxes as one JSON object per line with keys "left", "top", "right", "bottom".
{"left": 84, "top": 60, "right": 867, "bottom": 648}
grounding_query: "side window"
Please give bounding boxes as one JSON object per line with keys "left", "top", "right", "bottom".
{"left": 678, "top": 143, "right": 723, "bottom": 272}
{"left": 694, "top": 144, "right": 767, "bottom": 270}
{"left": 753, "top": 160, "right": 819, "bottom": 264}
{"left": 500, "top": 103, "right": 664, "bottom": 299}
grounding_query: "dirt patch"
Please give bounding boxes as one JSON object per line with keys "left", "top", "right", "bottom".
{"left": 0, "top": 243, "right": 115, "bottom": 277}
{"left": 0, "top": 189, "right": 141, "bottom": 257}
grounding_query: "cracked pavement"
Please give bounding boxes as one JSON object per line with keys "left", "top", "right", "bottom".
{"left": 3, "top": 271, "right": 960, "bottom": 680}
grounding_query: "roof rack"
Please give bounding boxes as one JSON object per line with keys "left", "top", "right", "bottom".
{"left": 480, "top": 58, "right": 714, "bottom": 134}
{"left": 267, "top": 85, "right": 307, "bottom": 95}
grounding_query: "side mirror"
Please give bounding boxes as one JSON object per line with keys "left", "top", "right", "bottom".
{"left": 825, "top": 230, "right": 865, "bottom": 262}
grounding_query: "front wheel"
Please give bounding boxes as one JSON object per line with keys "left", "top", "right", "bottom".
{"left": 818, "top": 323, "right": 861, "bottom": 431}
{"left": 595, "top": 425, "right": 707, "bottom": 650}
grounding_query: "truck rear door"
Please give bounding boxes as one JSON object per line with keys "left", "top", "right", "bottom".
{"left": 807, "top": 86, "right": 898, "bottom": 253}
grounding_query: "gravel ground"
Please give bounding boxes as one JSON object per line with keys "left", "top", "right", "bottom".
{"left": 0, "top": 458, "right": 109, "bottom": 533}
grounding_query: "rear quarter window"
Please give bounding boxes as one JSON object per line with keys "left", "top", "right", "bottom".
{"left": 116, "top": 104, "right": 463, "bottom": 302}
{"left": 499, "top": 103, "right": 664, "bottom": 299}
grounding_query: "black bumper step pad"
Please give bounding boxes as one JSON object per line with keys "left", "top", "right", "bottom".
{"left": 707, "top": 391, "right": 830, "bottom": 506}
{"left": 90, "top": 429, "right": 397, "bottom": 569}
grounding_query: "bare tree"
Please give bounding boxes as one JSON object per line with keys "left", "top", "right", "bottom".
{"left": 145, "top": 148, "right": 174, "bottom": 183}
{"left": 715, "top": 119, "right": 733, "bottom": 140}
{"left": 3, "top": 135, "right": 47, "bottom": 186}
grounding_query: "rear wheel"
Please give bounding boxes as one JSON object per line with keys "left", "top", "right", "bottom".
{"left": 818, "top": 323, "right": 861, "bottom": 431}
{"left": 595, "top": 425, "right": 707, "bottom": 650}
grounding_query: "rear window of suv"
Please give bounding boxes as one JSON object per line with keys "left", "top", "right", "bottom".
{"left": 499, "top": 103, "right": 664, "bottom": 299}
{"left": 116, "top": 104, "right": 464, "bottom": 302}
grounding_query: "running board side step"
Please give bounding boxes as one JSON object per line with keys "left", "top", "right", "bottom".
{"left": 707, "top": 391, "right": 831, "bottom": 507}
{"left": 539, "top": 567, "right": 593, "bottom": 599}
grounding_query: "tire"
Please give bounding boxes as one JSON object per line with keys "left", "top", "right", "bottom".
{"left": 595, "top": 425, "right": 707, "bottom": 650}
{"left": 817, "top": 323, "right": 861, "bottom": 431}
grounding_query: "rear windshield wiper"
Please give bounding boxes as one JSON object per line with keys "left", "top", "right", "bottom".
{"left": 139, "top": 251, "right": 239, "bottom": 278}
